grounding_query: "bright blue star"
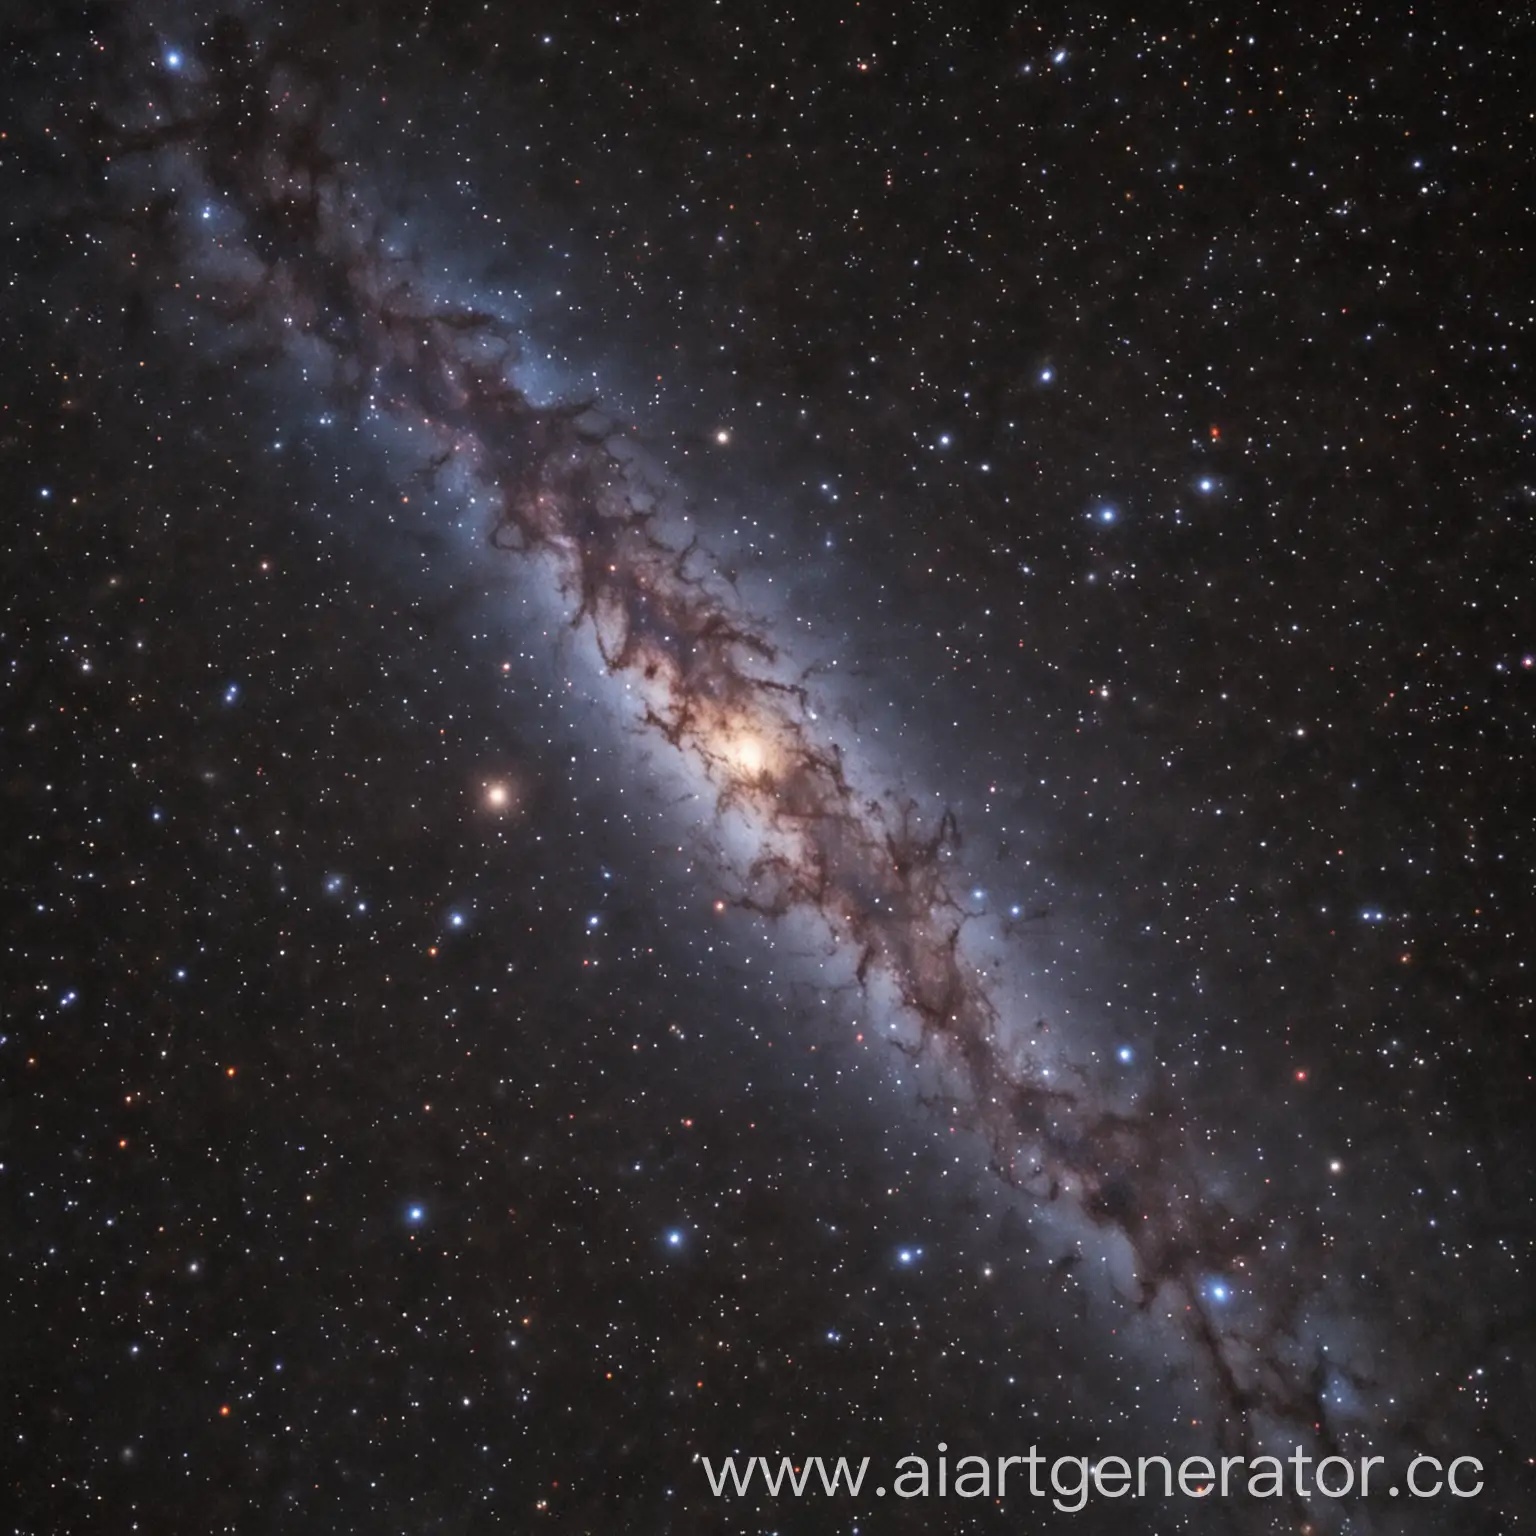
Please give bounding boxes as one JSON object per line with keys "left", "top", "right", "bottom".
{"left": 164, "top": 50, "right": 183, "bottom": 70}
{"left": 666, "top": 1229, "right": 685, "bottom": 1248}
{"left": 1117, "top": 1046, "right": 1134, "bottom": 1063}
{"left": 1040, "top": 368, "right": 1053, "bottom": 383}
{"left": 1098, "top": 506, "right": 1117, "bottom": 524}
{"left": 406, "top": 1205, "right": 426, "bottom": 1224}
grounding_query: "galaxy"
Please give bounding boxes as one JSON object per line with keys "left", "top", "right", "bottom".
{"left": 3, "top": 3, "right": 1532, "bottom": 1531}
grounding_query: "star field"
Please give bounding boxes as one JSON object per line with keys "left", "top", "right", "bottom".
{"left": 1, "top": 3, "right": 1532, "bottom": 1532}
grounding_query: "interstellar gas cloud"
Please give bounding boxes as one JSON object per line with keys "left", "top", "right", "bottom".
{"left": 18, "top": 4, "right": 1527, "bottom": 1531}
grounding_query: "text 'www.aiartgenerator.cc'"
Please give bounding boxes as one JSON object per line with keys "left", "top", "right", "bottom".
{"left": 699, "top": 1445, "right": 1486, "bottom": 1510}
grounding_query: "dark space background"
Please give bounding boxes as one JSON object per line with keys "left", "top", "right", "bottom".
{"left": 2, "top": 2, "right": 1532, "bottom": 1532}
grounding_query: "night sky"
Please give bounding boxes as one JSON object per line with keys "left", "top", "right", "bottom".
{"left": 3, "top": 3, "right": 1533, "bottom": 1532}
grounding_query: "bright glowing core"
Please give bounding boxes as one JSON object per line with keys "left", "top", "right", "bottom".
{"left": 729, "top": 733, "right": 766, "bottom": 776}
